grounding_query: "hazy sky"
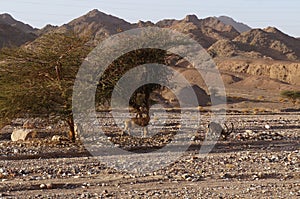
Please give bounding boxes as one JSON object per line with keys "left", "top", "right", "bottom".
{"left": 1, "top": 0, "right": 299, "bottom": 36}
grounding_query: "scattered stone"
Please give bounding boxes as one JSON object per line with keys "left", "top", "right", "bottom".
{"left": 13, "top": 149, "right": 19, "bottom": 154}
{"left": 245, "top": 130, "right": 253, "bottom": 134}
{"left": 46, "top": 183, "right": 53, "bottom": 189}
{"left": 11, "top": 128, "right": 36, "bottom": 141}
{"left": 0, "top": 113, "right": 298, "bottom": 198}
{"left": 40, "top": 184, "right": 46, "bottom": 189}
{"left": 264, "top": 124, "right": 271, "bottom": 129}
{"left": 270, "top": 155, "right": 279, "bottom": 162}
{"left": 51, "top": 135, "right": 67, "bottom": 142}
{"left": 220, "top": 172, "right": 233, "bottom": 179}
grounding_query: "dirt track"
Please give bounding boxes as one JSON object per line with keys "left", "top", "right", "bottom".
{"left": 0, "top": 112, "right": 299, "bottom": 198}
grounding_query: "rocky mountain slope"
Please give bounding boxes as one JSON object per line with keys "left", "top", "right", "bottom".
{"left": 36, "top": 24, "right": 58, "bottom": 36}
{"left": 0, "top": 23, "right": 36, "bottom": 48}
{"left": 55, "top": 9, "right": 134, "bottom": 43}
{"left": 233, "top": 27, "right": 300, "bottom": 60}
{"left": 217, "top": 16, "right": 251, "bottom": 33}
{"left": 156, "top": 15, "right": 240, "bottom": 48}
{"left": 208, "top": 27, "right": 300, "bottom": 61}
{"left": 0, "top": 13, "right": 37, "bottom": 48}
{"left": 0, "top": 13, "right": 37, "bottom": 33}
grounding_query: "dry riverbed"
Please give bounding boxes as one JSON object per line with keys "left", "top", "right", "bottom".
{"left": 0, "top": 112, "right": 299, "bottom": 198}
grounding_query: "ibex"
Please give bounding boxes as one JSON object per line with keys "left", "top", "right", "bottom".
{"left": 207, "top": 122, "right": 234, "bottom": 140}
{"left": 124, "top": 107, "right": 150, "bottom": 137}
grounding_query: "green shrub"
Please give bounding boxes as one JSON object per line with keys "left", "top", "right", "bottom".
{"left": 280, "top": 90, "right": 300, "bottom": 103}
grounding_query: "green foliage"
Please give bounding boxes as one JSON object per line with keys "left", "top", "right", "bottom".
{"left": 280, "top": 90, "right": 300, "bottom": 99}
{"left": 0, "top": 32, "right": 92, "bottom": 127}
{"left": 95, "top": 48, "right": 167, "bottom": 111}
{"left": 280, "top": 90, "right": 300, "bottom": 102}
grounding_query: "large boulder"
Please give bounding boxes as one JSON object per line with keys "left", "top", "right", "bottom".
{"left": 11, "top": 128, "right": 36, "bottom": 141}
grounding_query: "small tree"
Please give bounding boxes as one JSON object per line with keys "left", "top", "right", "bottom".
{"left": 96, "top": 48, "right": 167, "bottom": 117}
{"left": 0, "top": 32, "right": 92, "bottom": 141}
{"left": 280, "top": 90, "right": 300, "bottom": 104}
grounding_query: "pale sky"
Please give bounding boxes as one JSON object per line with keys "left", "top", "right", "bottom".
{"left": 1, "top": 0, "right": 299, "bottom": 36}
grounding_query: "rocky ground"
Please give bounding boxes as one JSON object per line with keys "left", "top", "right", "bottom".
{"left": 0, "top": 112, "right": 299, "bottom": 198}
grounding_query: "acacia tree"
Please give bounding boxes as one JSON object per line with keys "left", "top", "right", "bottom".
{"left": 0, "top": 31, "right": 169, "bottom": 141}
{"left": 0, "top": 32, "right": 92, "bottom": 141}
{"left": 96, "top": 48, "right": 167, "bottom": 116}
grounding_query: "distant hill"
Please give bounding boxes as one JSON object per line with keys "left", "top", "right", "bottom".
{"left": 233, "top": 27, "right": 300, "bottom": 60}
{"left": 0, "top": 13, "right": 37, "bottom": 33}
{"left": 46, "top": 10, "right": 240, "bottom": 48}
{"left": 55, "top": 9, "right": 134, "bottom": 43}
{"left": 36, "top": 24, "right": 58, "bottom": 36}
{"left": 208, "top": 27, "right": 300, "bottom": 61}
{"left": 0, "top": 13, "right": 37, "bottom": 48}
{"left": 0, "top": 23, "right": 36, "bottom": 48}
{"left": 156, "top": 14, "right": 240, "bottom": 48}
{"left": 217, "top": 16, "right": 251, "bottom": 33}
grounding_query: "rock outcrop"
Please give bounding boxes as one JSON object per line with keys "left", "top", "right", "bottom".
{"left": 216, "top": 59, "right": 300, "bottom": 86}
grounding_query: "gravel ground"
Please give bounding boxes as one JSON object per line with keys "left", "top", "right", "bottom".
{"left": 0, "top": 112, "right": 299, "bottom": 198}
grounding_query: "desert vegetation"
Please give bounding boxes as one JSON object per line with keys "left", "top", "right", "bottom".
{"left": 0, "top": 32, "right": 91, "bottom": 141}
{"left": 281, "top": 90, "right": 300, "bottom": 103}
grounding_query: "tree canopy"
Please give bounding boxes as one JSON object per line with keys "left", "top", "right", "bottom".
{"left": 0, "top": 32, "right": 91, "bottom": 130}
{"left": 95, "top": 48, "right": 167, "bottom": 111}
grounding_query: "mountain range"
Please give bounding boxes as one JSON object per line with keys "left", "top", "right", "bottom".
{"left": 1, "top": 9, "right": 299, "bottom": 61}
{"left": 0, "top": 9, "right": 299, "bottom": 89}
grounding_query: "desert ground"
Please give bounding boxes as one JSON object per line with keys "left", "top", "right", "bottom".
{"left": 0, "top": 108, "right": 299, "bottom": 198}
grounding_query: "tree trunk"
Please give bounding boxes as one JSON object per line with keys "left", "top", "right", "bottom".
{"left": 66, "top": 117, "right": 75, "bottom": 142}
